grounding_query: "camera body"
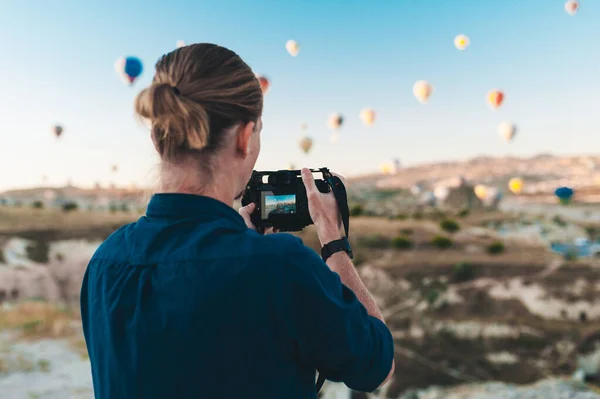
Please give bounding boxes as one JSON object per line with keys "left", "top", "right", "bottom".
{"left": 241, "top": 168, "right": 332, "bottom": 232}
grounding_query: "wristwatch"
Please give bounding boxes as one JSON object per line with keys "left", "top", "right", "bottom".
{"left": 321, "top": 237, "right": 353, "bottom": 262}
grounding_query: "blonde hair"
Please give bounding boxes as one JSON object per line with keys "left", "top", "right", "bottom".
{"left": 135, "top": 43, "right": 263, "bottom": 170}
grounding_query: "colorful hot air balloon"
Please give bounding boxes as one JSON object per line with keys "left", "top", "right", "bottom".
{"left": 327, "top": 113, "right": 344, "bottom": 130}
{"left": 256, "top": 75, "right": 270, "bottom": 94}
{"left": 487, "top": 90, "right": 504, "bottom": 109}
{"left": 111, "top": 165, "right": 118, "bottom": 173}
{"left": 454, "top": 34, "right": 470, "bottom": 51}
{"left": 53, "top": 124, "right": 64, "bottom": 138}
{"left": 413, "top": 80, "right": 433, "bottom": 104}
{"left": 360, "top": 108, "right": 376, "bottom": 126}
{"left": 299, "top": 136, "right": 313, "bottom": 154}
{"left": 565, "top": 0, "right": 579, "bottom": 15}
{"left": 176, "top": 40, "right": 186, "bottom": 48}
{"left": 286, "top": 40, "right": 300, "bottom": 57}
{"left": 498, "top": 122, "right": 517, "bottom": 142}
{"left": 555, "top": 186, "right": 574, "bottom": 204}
{"left": 508, "top": 178, "right": 523, "bottom": 194}
{"left": 474, "top": 185, "right": 489, "bottom": 200}
{"left": 115, "top": 56, "right": 144, "bottom": 85}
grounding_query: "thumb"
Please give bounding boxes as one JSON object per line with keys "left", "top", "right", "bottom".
{"left": 239, "top": 203, "right": 256, "bottom": 227}
{"left": 301, "top": 168, "right": 317, "bottom": 195}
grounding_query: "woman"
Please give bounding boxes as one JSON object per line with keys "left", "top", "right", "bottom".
{"left": 80, "top": 43, "right": 394, "bottom": 399}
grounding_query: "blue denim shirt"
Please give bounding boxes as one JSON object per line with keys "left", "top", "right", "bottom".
{"left": 80, "top": 193, "right": 394, "bottom": 398}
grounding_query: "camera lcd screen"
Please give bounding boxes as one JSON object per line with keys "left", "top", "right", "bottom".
{"left": 261, "top": 193, "right": 296, "bottom": 219}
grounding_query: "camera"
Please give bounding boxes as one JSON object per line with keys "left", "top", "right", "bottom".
{"left": 241, "top": 168, "right": 332, "bottom": 232}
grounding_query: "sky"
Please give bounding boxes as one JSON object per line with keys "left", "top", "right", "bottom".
{"left": 0, "top": 0, "right": 599, "bottom": 190}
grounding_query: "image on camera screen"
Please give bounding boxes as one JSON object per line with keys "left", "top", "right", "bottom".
{"left": 262, "top": 193, "right": 296, "bottom": 219}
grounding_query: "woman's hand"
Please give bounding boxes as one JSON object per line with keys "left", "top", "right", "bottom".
{"left": 238, "top": 203, "right": 279, "bottom": 234}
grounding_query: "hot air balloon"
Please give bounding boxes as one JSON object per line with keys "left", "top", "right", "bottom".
{"left": 299, "top": 136, "right": 313, "bottom": 154}
{"left": 115, "top": 56, "right": 143, "bottom": 85}
{"left": 176, "top": 40, "right": 186, "bottom": 48}
{"left": 360, "top": 108, "right": 376, "bottom": 126}
{"left": 111, "top": 165, "right": 118, "bottom": 173}
{"left": 498, "top": 122, "right": 517, "bottom": 142}
{"left": 565, "top": 0, "right": 579, "bottom": 15}
{"left": 327, "top": 113, "right": 344, "bottom": 131}
{"left": 256, "top": 75, "right": 270, "bottom": 94}
{"left": 487, "top": 90, "right": 504, "bottom": 110}
{"left": 555, "top": 186, "right": 574, "bottom": 204}
{"left": 393, "top": 158, "right": 401, "bottom": 171}
{"left": 52, "top": 124, "right": 64, "bottom": 138}
{"left": 474, "top": 185, "right": 488, "bottom": 200}
{"left": 286, "top": 40, "right": 300, "bottom": 57}
{"left": 508, "top": 178, "right": 523, "bottom": 194}
{"left": 287, "top": 163, "right": 295, "bottom": 170}
{"left": 413, "top": 80, "right": 433, "bottom": 104}
{"left": 330, "top": 133, "right": 339, "bottom": 144}
{"left": 454, "top": 34, "right": 470, "bottom": 51}
{"left": 300, "top": 123, "right": 308, "bottom": 131}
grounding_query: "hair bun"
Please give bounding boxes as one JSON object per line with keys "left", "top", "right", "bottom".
{"left": 134, "top": 81, "right": 210, "bottom": 155}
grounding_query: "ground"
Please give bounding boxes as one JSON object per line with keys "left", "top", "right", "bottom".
{"left": 2, "top": 205, "right": 600, "bottom": 397}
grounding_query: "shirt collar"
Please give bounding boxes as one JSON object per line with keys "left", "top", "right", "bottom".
{"left": 145, "top": 193, "right": 247, "bottom": 229}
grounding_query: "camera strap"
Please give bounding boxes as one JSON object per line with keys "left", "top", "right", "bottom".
{"left": 326, "top": 175, "right": 350, "bottom": 239}
{"left": 315, "top": 175, "right": 350, "bottom": 394}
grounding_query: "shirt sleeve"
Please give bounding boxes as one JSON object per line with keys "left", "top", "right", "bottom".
{"left": 274, "top": 242, "right": 394, "bottom": 392}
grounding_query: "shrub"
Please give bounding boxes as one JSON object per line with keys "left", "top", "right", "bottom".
{"left": 357, "top": 234, "right": 391, "bottom": 249}
{"left": 400, "top": 228, "right": 414, "bottom": 235}
{"left": 440, "top": 219, "right": 460, "bottom": 233}
{"left": 392, "top": 236, "right": 413, "bottom": 250}
{"left": 452, "top": 262, "right": 475, "bottom": 282}
{"left": 487, "top": 241, "right": 505, "bottom": 255}
{"left": 109, "top": 204, "right": 118, "bottom": 214}
{"left": 120, "top": 203, "right": 130, "bottom": 213}
{"left": 61, "top": 202, "right": 78, "bottom": 212}
{"left": 425, "top": 289, "right": 439, "bottom": 305}
{"left": 350, "top": 204, "right": 364, "bottom": 217}
{"left": 412, "top": 212, "right": 423, "bottom": 220}
{"left": 395, "top": 213, "right": 408, "bottom": 220}
{"left": 585, "top": 226, "right": 598, "bottom": 241}
{"left": 32, "top": 200, "right": 44, "bottom": 209}
{"left": 431, "top": 235, "right": 453, "bottom": 249}
{"left": 552, "top": 215, "right": 567, "bottom": 227}
{"left": 564, "top": 248, "right": 578, "bottom": 261}
{"left": 457, "top": 209, "right": 470, "bottom": 218}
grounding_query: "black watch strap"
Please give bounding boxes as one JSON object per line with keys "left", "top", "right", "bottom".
{"left": 321, "top": 237, "right": 353, "bottom": 262}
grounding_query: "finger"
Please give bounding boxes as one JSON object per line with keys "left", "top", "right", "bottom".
{"left": 301, "top": 168, "right": 318, "bottom": 195}
{"left": 238, "top": 203, "right": 256, "bottom": 230}
{"left": 238, "top": 202, "right": 255, "bottom": 217}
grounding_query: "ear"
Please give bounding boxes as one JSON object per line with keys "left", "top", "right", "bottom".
{"left": 236, "top": 121, "right": 255, "bottom": 157}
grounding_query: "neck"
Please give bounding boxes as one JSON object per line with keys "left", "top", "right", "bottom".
{"left": 158, "top": 158, "right": 237, "bottom": 207}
